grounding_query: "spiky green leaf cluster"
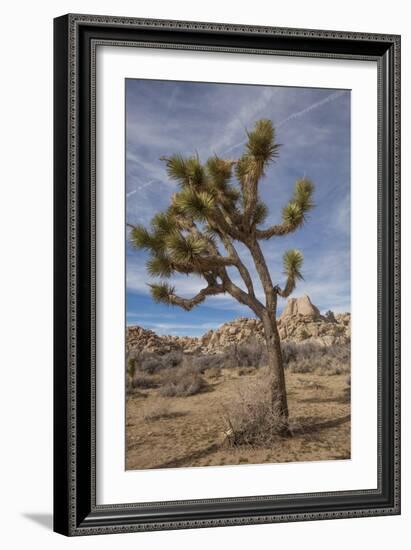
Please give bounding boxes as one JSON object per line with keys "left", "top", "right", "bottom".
{"left": 254, "top": 201, "right": 269, "bottom": 225}
{"left": 235, "top": 154, "right": 250, "bottom": 185}
{"left": 130, "top": 189, "right": 216, "bottom": 279}
{"left": 172, "top": 188, "right": 215, "bottom": 221}
{"left": 130, "top": 225, "right": 164, "bottom": 253}
{"left": 283, "top": 249, "right": 304, "bottom": 281}
{"left": 282, "top": 202, "right": 304, "bottom": 227}
{"left": 148, "top": 283, "right": 175, "bottom": 304}
{"left": 281, "top": 178, "right": 315, "bottom": 228}
{"left": 206, "top": 156, "right": 232, "bottom": 187}
{"left": 165, "top": 232, "right": 209, "bottom": 264}
{"left": 293, "top": 178, "right": 315, "bottom": 212}
{"left": 245, "top": 119, "right": 280, "bottom": 164}
{"left": 163, "top": 154, "right": 205, "bottom": 188}
{"left": 147, "top": 254, "right": 173, "bottom": 278}
{"left": 151, "top": 211, "right": 178, "bottom": 237}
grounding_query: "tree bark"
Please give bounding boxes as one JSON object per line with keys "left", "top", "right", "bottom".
{"left": 262, "top": 313, "right": 289, "bottom": 429}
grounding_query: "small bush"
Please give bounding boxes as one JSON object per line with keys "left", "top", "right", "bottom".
{"left": 132, "top": 372, "right": 158, "bottom": 389}
{"left": 288, "top": 359, "right": 315, "bottom": 374}
{"left": 281, "top": 341, "right": 299, "bottom": 364}
{"left": 325, "top": 310, "right": 336, "bottom": 322}
{"left": 161, "top": 350, "right": 183, "bottom": 369}
{"left": 282, "top": 341, "right": 350, "bottom": 375}
{"left": 191, "top": 352, "right": 235, "bottom": 371}
{"left": 127, "top": 356, "right": 137, "bottom": 379}
{"left": 159, "top": 365, "right": 207, "bottom": 397}
{"left": 191, "top": 355, "right": 211, "bottom": 372}
{"left": 223, "top": 376, "right": 287, "bottom": 447}
{"left": 234, "top": 340, "right": 267, "bottom": 367}
{"left": 140, "top": 355, "right": 164, "bottom": 374}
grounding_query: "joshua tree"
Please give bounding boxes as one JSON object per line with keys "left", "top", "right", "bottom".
{"left": 128, "top": 119, "right": 314, "bottom": 430}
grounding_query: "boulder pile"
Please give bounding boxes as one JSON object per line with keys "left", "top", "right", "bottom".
{"left": 126, "top": 295, "right": 350, "bottom": 355}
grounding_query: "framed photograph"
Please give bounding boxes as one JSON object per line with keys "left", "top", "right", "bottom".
{"left": 53, "top": 14, "right": 401, "bottom": 536}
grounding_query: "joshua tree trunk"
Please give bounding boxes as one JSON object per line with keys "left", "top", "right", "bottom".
{"left": 262, "top": 313, "right": 289, "bottom": 425}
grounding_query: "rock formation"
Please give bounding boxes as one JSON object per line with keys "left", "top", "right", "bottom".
{"left": 280, "top": 294, "right": 320, "bottom": 319}
{"left": 126, "top": 296, "right": 350, "bottom": 355}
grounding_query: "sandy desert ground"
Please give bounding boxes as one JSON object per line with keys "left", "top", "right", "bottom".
{"left": 126, "top": 366, "right": 350, "bottom": 470}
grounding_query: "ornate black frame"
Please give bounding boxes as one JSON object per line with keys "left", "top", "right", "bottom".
{"left": 53, "top": 13, "right": 401, "bottom": 536}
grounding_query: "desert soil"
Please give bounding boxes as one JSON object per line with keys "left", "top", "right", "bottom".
{"left": 126, "top": 368, "right": 350, "bottom": 470}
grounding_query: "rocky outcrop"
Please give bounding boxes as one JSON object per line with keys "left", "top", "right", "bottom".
{"left": 126, "top": 325, "right": 183, "bottom": 355}
{"left": 127, "top": 296, "right": 350, "bottom": 355}
{"left": 280, "top": 295, "right": 320, "bottom": 319}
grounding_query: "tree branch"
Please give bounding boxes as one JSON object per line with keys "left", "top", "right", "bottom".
{"left": 274, "top": 249, "right": 303, "bottom": 298}
{"left": 274, "top": 280, "right": 295, "bottom": 299}
{"left": 220, "top": 235, "right": 256, "bottom": 299}
{"left": 246, "top": 237, "right": 277, "bottom": 314}
{"left": 195, "top": 255, "right": 236, "bottom": 269}
{"left": 255, "top": 222, "right": 299, "bottom": 239}
{"left": 209, "top": 208, "right": 244, "bottom": 241}
{"left": 256, "top": 178, "right": 314, "bottom": 239}
{"left": 168, "top": 283, "right": 225, "bottom": 311}
{"left": 221, "top": 272, "right": 264, "bottom": 318}
{"left": 242, "top": 175, "right": 259, "bottom": 228}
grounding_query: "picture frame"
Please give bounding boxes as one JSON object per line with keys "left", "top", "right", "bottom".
{"left": 53, "top": 13, "right": 401, "bottom": 536}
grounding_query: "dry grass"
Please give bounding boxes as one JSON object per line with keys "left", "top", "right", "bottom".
{"left": 132, "top": 372, "right": 158, "bottom": 389}
{"left": 126, "top": 368, "right": 350, "bottom": 469}
{"left": 222, "top": 372, "right": 287, "bottom": 447}
{"left": 283, "top": 342, "right": 350, "bottom": 375}
{"left": 159, "top": 364, "right": 208, "bottom": 397}
{"left": 125, "top": 339, "right": 351, "bottom": 469}
{"left": 142, "top": 403, "right": 172, "bottom": 422}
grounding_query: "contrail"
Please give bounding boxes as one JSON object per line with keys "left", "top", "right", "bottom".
{"left": 126, "top": 179, "right": 155, "bottom": 198}
{"left": 127, "top": 90, "right": 347, "bottom": 198}
{"left": 220, "top": 90, "right": 346, "bottom": 157}
{"left": 276, "top": 90, "right": 346, "bottom": 128}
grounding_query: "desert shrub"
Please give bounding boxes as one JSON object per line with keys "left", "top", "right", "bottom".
{"left": 161, "top": 350, "right": 183, "bottom": 369}
{"left": 183, "top": 341, "right": 267, "bottom": 372}
{"left": 284, "top": 342, "right": 350, "bottom": 375}
{"left": 233, "top": 339, "right": 267, "bottom": 367}
{"left": 159, "top": 364, "right": 207, "bottom": 397}
{"left": 127, "top": 355, "right": 137, "bottom": 379}
{"left": 132, "top": 372, "right": 158, "bottom": 389}
{"left": 281, "top": 340, "right": 321, "bottom": 367}
{"left": 281, "top": 341, "right": 298, "bottom": 364}
{"left": 315, "top": 364, "right": 347, "bottom": 376}
{"left": 190, "top": 351, "right": 236, "bottom": 371}
{"left": 288, "top": 359, "right": 315, "bottom": 374}
{"left": 126, "top": 355, "right": 136, "bottom": 391}
{"left": 223, "top": 375, "right": 287, "bottom": 447}
{"left": 140, "top": 355, "right": 164, "bottom": 374}
{"left": 190, "top": 355, "right": 211, "bottom": 372}
{"left": 325, "top": 310, "right": 336, "bottom": 322}
{"left": 327, "top": 343, "right": 351, "bottom": 363}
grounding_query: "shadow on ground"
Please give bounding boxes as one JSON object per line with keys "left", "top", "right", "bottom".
{"left": 23, "top": 513, "right": 53, "bottom": 531}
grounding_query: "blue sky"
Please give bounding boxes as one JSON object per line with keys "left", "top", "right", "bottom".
{"left": 125, "top": 79, "right": 350, "bottom": 336}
